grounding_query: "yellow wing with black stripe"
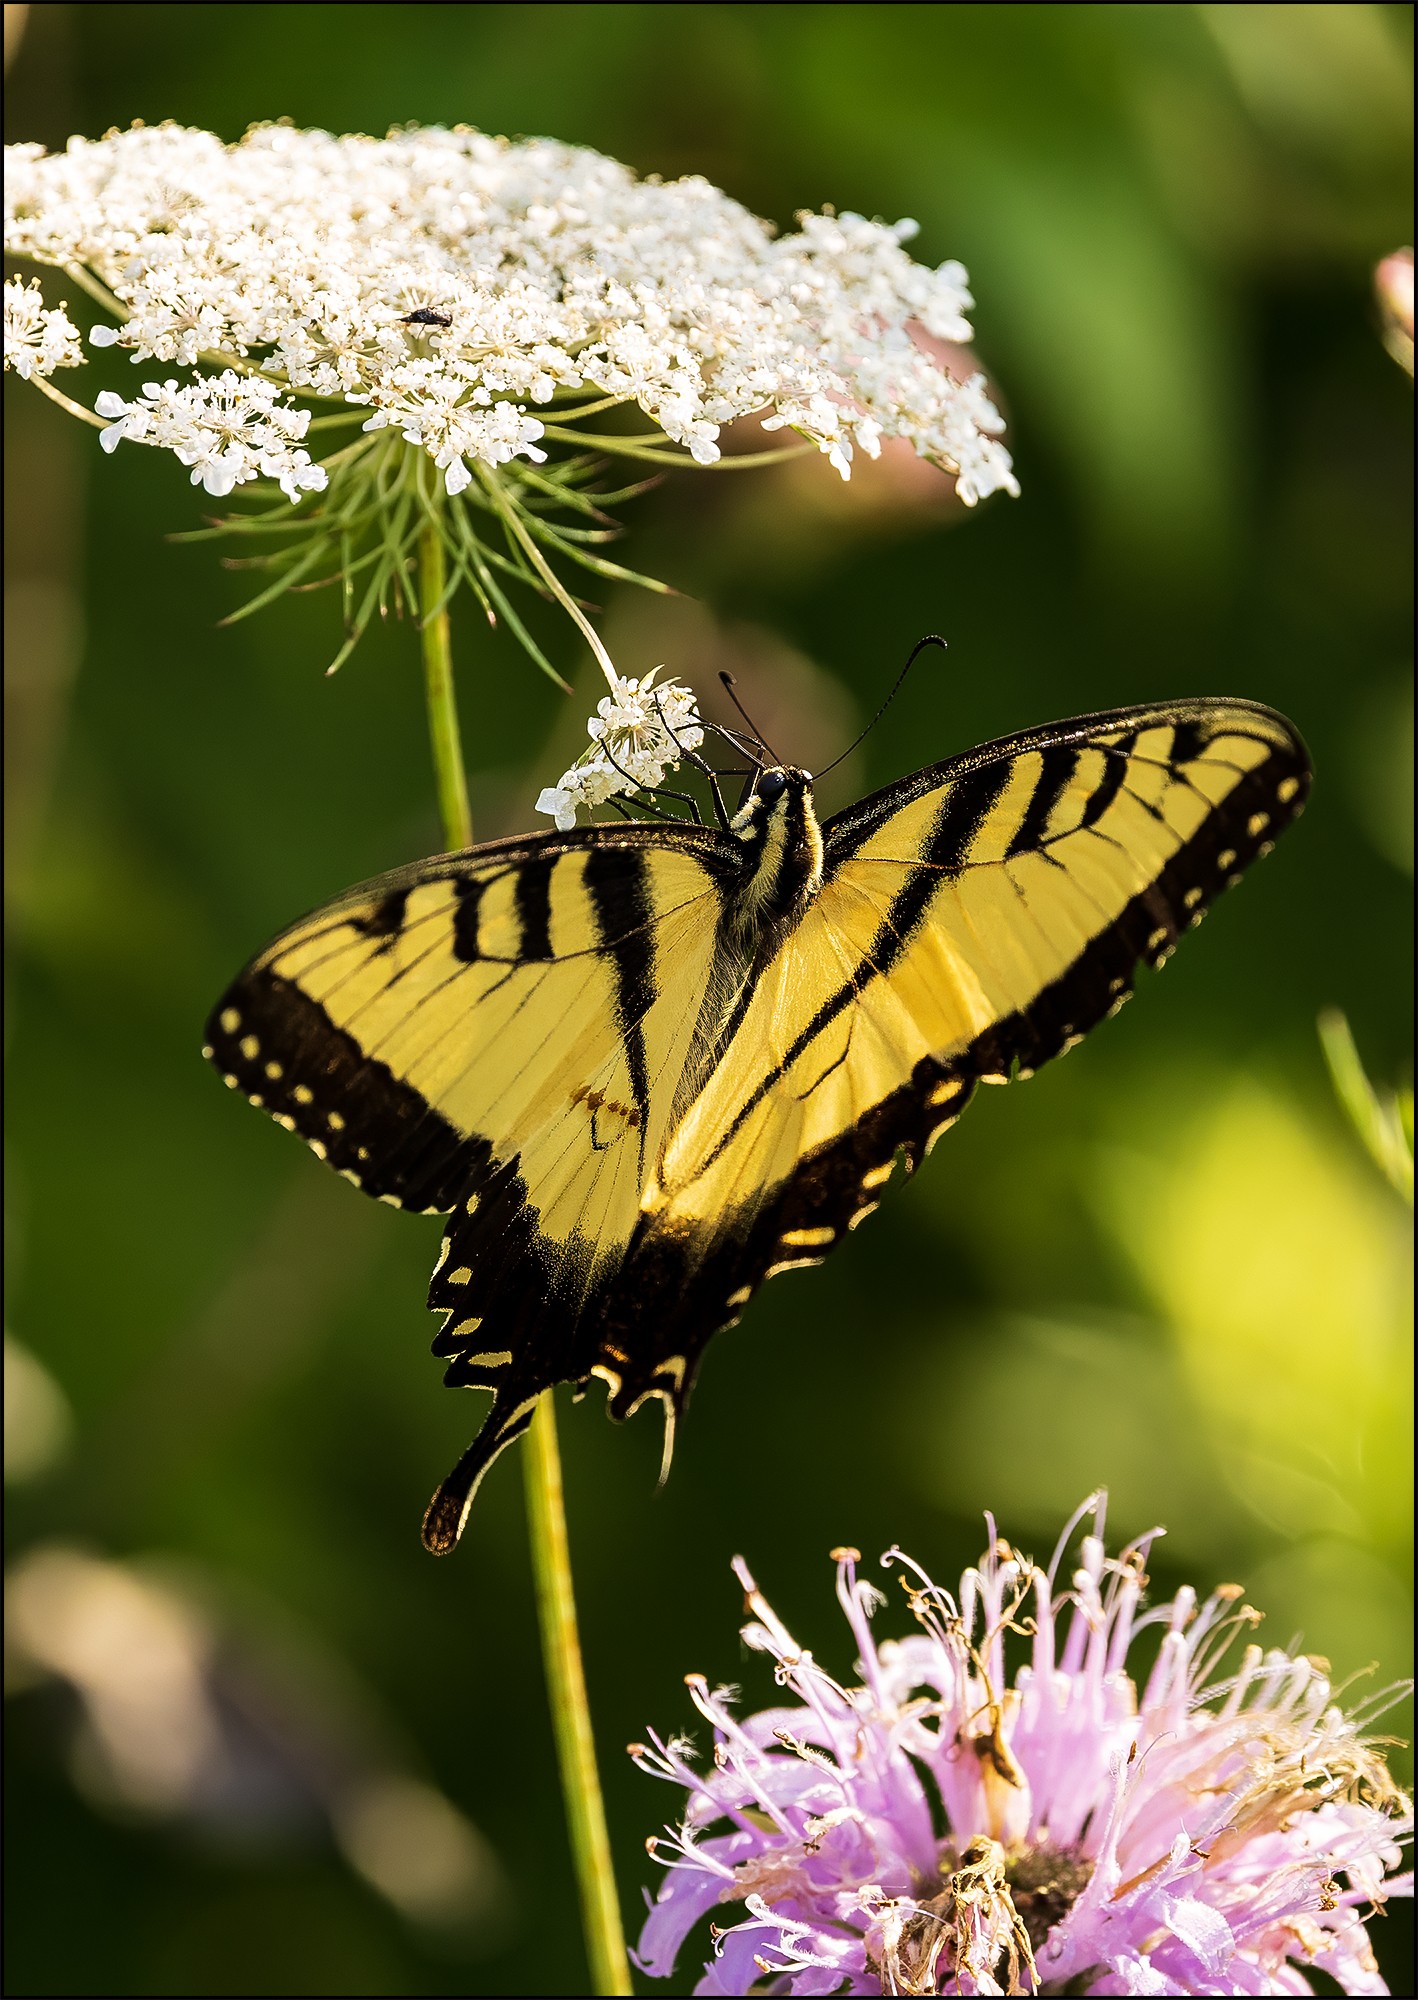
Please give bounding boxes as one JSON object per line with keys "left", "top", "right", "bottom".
{"left": 598, "top": 698, "right": 1309, "bottom": 1428}
{"left": 206, "top": 695, "right": 1309, "bottom": 1550}
{"left": 206, "top": 826, "right": 731, "bottom": 1542}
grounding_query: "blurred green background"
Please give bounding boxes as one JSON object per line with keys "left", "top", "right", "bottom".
{"left": 4, "top": 5, "right": 1412, "bottom": 1994}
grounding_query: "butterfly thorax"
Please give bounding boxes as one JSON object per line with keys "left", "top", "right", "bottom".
{"left": 728, "top": 767, "right": 823, "bottom": 940}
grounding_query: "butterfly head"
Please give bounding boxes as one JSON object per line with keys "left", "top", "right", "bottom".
{"left": 733, "top": 762, "right": 812, "bottom": 818}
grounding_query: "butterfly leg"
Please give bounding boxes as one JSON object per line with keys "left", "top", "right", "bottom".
{"left": 653, "top": 692, "right": 733, "bottom": 828}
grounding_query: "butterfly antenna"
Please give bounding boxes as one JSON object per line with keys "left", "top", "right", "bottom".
{"left": 704, "top": 722, "right": 765, "bottom": 767}
{"left": 718, "top": 672, "right": 781, "bottom": 764}
{"left": 816, "top": 634, "right": 948, "bottom": 779}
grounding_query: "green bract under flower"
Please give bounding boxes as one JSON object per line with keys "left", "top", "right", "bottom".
{"left": 4, "top": 121, "right": 1017, "bottom": 677}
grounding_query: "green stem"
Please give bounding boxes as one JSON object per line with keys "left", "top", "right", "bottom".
{"left": 30, "top": 371, "right": 109, "bottom": 428}
{"left": 60, "top": 259, "right": 130, "bottom": 319}
{"left": 414, "top": 529, "right": 631, "bottom": 1996}
{"left": 525, "top": 1395, "right": 633, "bottom": 1996}
{"left": 417, "top": 523, "right": 473, "bottom": 851}
{"left": 477, "top": 465, "right": 621, "bottom": 691}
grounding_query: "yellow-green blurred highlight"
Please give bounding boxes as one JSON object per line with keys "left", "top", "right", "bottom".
{"left": 927, "top": 1063, "right": 1412, "bottom": 1709}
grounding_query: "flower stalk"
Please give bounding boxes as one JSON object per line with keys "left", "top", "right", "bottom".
{"left": 525, "top": 1394, "right": 633, "bottom": 1997}
{"left": 417, "top": 520, "right": 473, "bottom": 852}
{"left": 415, "top": 530, "right": 629, "bottom": 1996}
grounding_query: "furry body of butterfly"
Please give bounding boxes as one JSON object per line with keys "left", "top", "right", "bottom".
{"left": 206, "top": 697, "right": 1311, "bottom": 1550}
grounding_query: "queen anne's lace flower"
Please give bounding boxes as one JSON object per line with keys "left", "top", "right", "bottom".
{"left": 536, "top": 669, "right": 705, "bottom": 829}
{"left": 94, "top": 371, "right": 326, "bottom": 500}
{"left": 635, "top": 1498, "right": 1412, "bottom": 1996}
{"left": 4, "top": 122, "right": 1018, "bottom": 503}
{"left": 3, "top": 275, "right": 84, "bottom": 380}
{"left": 356, "top": 365, "right": 548, "bottom": 493}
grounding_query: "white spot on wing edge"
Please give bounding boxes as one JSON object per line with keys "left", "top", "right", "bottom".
{"left": 765, "top": 1254, "right": 823, "bottom": 1277}
{"left": 923, "top": 1117, "right": 958, "bottom": 1156}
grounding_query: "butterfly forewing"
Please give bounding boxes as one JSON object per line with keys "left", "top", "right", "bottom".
{"left": 821, "top": 699, "right": 1306, "bottom": 1083}
{"left": 620, "top": 699, "right": 1310, "bottom": 1382}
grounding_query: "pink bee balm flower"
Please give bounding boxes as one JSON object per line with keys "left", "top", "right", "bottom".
{"left": 633, "top": 1496, "right": 1411, "bottom": 1996}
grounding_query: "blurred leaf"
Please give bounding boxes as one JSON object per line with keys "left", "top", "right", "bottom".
{"left": 1198, "top": 4, "right": 1412, "bottom": 170}
{"left": 1319, "top": 1007, "right": 1415, "bottom": 1203}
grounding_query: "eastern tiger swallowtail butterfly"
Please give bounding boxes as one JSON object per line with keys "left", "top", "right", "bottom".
{"left": 206, "top": 696, "right": 1310, "bottom": 1551}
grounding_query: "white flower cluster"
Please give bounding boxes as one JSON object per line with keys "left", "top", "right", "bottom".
{"left": 536, "top": 669, "right": 704, "bottom": 829}
{"left": 358, "top": 365, "right": 547, "bottom": 494}
{"left": 3, "top": 275, "right": 84, "bottom": 380}
{"left": 5, "top": 123, "right": 1018, "bottom": 504}
{"left": 94, "top": 370, "right": 327, "bottom": 500}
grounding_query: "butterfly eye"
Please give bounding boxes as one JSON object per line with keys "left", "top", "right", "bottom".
{"left": 756, "top": 769, "right": 788, "bottom": 804}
